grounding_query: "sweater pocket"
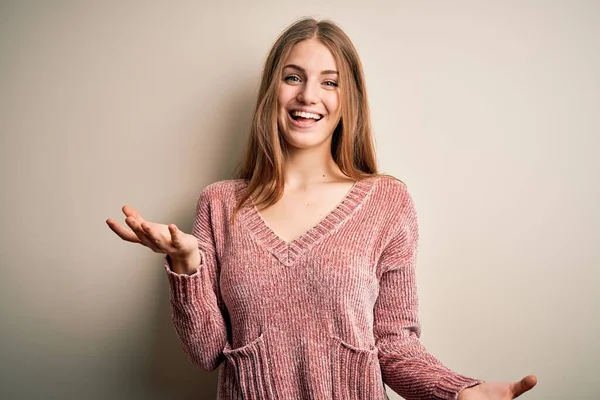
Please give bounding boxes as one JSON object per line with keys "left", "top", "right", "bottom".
{"left": 222, "top": 333, "right": 277, "bottom": 400}
{"left": 330, "top": 336, "right": 388, "bottom": 400}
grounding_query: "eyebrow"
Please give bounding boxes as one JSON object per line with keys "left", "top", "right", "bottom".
{"left": 283, "top": 64, "right": 339, "bottom": 75}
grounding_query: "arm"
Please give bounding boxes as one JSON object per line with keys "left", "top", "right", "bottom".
{"left": 374, "top": 188, "right": 482, "bottom": 399}
{"left": 164, "top": 190, "right": 229, "bottom": 372}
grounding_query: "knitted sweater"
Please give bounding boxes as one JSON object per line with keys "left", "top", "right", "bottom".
{"left": 164, "top": 176, "right": 482, "bottom": 399}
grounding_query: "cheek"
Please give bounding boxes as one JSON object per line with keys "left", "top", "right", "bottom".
{"left": 325, "top": 93, "right": 341, "bottom": 117}
{"left": 277, "top": 85, "right": 296, "bottom": 108}
{"left": 276, "top": 95, "right": 288, "bottom": 122}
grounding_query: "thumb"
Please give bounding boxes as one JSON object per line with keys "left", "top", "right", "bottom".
{"left": 168, "top": 224, "right": 182, "bottom": 246}
{"left": 512, "top": 375, "right": 537, "bottom": 398}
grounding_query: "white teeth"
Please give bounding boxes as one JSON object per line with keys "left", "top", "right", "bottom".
{"left": 291, "top": 110, "right": 322, "bottom": 120}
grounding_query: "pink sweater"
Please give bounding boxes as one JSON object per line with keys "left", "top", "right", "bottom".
{"left": 164, "top": 176, "right": 482, "bottom": 399}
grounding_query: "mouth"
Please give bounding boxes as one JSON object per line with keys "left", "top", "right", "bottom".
{"left": 287, "top": 110, "right": 324, "bottom": 128}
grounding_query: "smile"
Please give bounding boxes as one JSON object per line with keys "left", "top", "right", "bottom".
{"left": 290, "top": 110, "right": 323, "bottom": 121}
{"left": 287, "top": 110, "right": 324, "bottom": 129}
{"left": 287, "top": 112, "right": 323, "bottom": 129}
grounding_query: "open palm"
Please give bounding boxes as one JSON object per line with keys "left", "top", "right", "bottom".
{"left": 106, "top": 205, "right": 197, "bottom": 259}
{"left": 458, "top": 375, "right": 537, "bottom": 400}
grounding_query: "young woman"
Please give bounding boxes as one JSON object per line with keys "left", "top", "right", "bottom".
{"left": 107, "top": 17, "right": 537, "bottom": 400}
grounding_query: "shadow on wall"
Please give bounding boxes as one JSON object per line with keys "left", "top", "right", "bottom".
{"left": 141, "top": 82, "right": 257, "bottom": 399}
{"left": 145, "top": 276, "right": 220, "bottom": 400}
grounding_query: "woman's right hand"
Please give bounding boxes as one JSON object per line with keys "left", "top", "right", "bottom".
{"left": 106, "top": 205, "right": 200, "bottom": 274}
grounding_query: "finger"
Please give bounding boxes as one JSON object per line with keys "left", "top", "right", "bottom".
{"left": 512, "top": 375, "right": 537, "bottom": 398}
{"left": 106, "top": 218, "right": 142, "bottom": 244}
{"left": 122, "top": 205, "right": 146, "bottom": 223}
{"left": 168, "top": 224, "right": 180, "bottom": 247}
{"left": 126, "top": 217, "right": 161, "bottom": 251}
{"left": 139, "top": 221, "right": 169, "bottom": 253}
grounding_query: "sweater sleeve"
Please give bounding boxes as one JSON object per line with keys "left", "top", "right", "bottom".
{"left": 374, "top": 188, "right": 483, "bottom": 400}
{"left": 163, "top": 189, "right": 228, "bottom": 372}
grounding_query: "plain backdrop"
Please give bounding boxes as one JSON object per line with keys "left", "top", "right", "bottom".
{"left": 1, "top": 1, "right": 598, "bottom": 399}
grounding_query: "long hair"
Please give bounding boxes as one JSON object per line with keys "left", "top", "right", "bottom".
{"left": 234, "top": 17, "right": 379, "bottom": 216}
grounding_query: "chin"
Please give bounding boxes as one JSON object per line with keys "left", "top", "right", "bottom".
{"left": 285, "top": 138, "right": 330, "bottom": 150}
{"left": 281, "top": 130, "right": 331, "bottom": 151}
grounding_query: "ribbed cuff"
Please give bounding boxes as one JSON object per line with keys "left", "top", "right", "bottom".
{"left": 163, "top": 255, "right": 204, "bottom": 304}
{"left": 432, "top": 374, "right": 484, "bottom": 400}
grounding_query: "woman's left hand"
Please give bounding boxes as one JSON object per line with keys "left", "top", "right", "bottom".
{"left": 458, "top": 375, "right": 537, "bottom": 399}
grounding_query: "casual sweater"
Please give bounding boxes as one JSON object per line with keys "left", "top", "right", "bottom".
{"left": 164, "top": 175, "right": 482, "bottom": 399}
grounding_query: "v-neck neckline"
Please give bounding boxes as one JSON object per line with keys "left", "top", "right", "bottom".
{"left": 237, "top": 177, "right": 376, "bottom": 267}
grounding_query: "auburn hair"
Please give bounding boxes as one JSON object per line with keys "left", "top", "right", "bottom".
{"left": 234, "top": 17, "right": 379, "bottom": 216}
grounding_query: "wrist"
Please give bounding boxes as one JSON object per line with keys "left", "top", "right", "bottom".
{"left": 168, "top": 250, "right": 201, "bottom": 275}
{"left": 457, "top": 384, "right": 481, "bottom": 400}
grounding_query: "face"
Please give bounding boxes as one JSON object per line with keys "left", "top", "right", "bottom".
{"left": 277, "top": 38, "right": 341, "bottom": 151}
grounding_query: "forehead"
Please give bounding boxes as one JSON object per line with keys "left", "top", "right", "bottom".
{"left": 283, "top": 38, "right": 337, "bottom": 72}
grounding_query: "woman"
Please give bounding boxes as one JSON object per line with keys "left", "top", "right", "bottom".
{"left": 107, "top": 17, "right": 537, "bottom": 400}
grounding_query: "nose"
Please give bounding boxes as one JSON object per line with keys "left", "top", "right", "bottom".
{"left": 297, "top": 80, "right": 319, "bottom": 105}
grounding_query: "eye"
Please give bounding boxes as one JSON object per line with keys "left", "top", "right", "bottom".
{"left": 284, "top": 74, "right": 302, "bottom": 83}
{"left": 323, "top": 80, "right": 338, "bottom": 87}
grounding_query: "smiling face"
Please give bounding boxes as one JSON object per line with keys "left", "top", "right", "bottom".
{"left": 277, "top": 38, "right": 341, "bottom": 151}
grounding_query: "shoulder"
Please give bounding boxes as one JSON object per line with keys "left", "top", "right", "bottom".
{"left": 370, "top": 174, "right": 419, "bottom": 244}
{"left": 368, "top": 174, "right": 414, "bottom": 210}
{"left": 365, "top": 175, "right": 418, "bottom": 237}
{"left": 197, "top": 179, "right": 247, "bottom": 205}
{"left": 201, "top": 179, "right": 246, "bottom": 195}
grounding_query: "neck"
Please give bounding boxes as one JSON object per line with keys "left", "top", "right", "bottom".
{"left": 284, "top": 145, "right": 345, "bottom": 189}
